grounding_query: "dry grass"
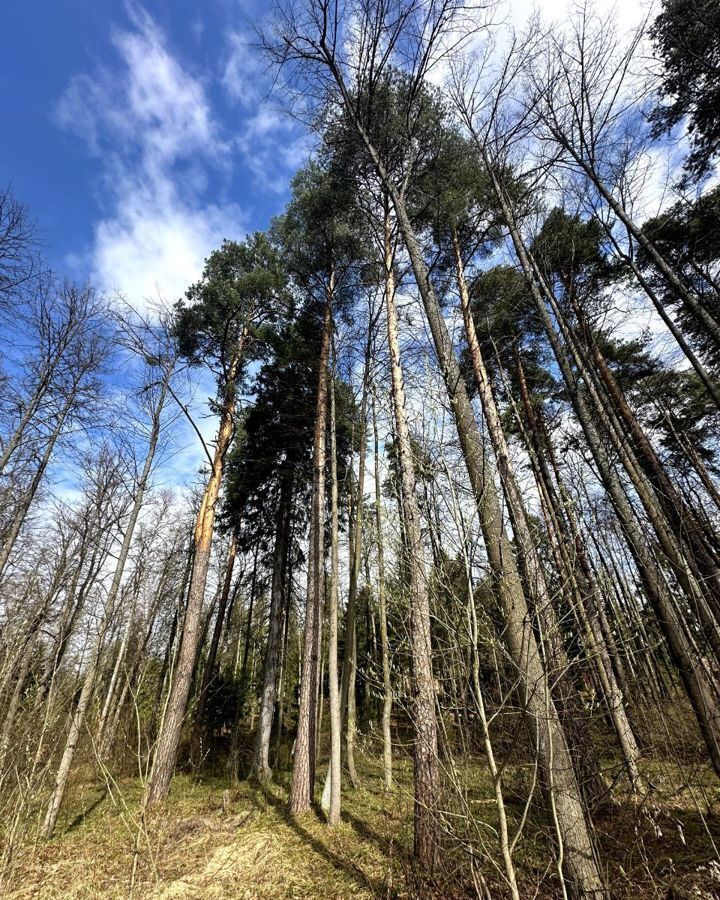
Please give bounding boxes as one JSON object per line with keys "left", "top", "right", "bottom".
{"left": 1, "top": 765, "right": 412, "bottom": 899}
{"left": 1, "top": 753, "right": 719, "bottom": 898}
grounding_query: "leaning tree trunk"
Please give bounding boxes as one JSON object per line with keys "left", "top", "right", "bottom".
{"left": 374, "top": 161, "right": 605, "bottom": 893}
{"left": 452, "top": 225, "right": 616, "bottom": 798}
{"left": 0, "top": 634, "right": 37, "bottom": 780}
{"left": 602, "top": 226, "right": 720, "bottom": 411}
{"left": 511, "top": 351, "right": 643, "bottom": 785}
{"left": 0, "top": 388, "right": 76, "bottom": 582}
{"left": 554, "top": 132, "right": 720, "bottom": 354}
{"left": 543, "top": 273, "right": 720, "bottom": 666}
{"left": 100, "top": 581, "right": 165, "bottom": 764}
{"left": 568, "top": 294, "right": 720, "bottom": 616}
{"left": 95, "top": 586, "right": 139, "bottom": 755}
{"left": 42, "top": 625, "right": 107, "bottom": 839}
{"left": 488, "top": 166, "right": 720, "bottom": 776}
{"left": 0, "top": 327, "right": 76, "bottom": 477}
{"left": 144, "top": 347, "right": 243, "bottom": 808}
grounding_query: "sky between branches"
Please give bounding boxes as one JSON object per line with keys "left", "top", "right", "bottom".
{"left": 1, "top": 0, "right": 659, "bottom": 493}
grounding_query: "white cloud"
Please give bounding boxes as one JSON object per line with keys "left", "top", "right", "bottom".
{"left": 222, "top": 27, "right": 314, "bottom": 194}
{"left": 234, "top": 106, "right": 314, "bottom": 195}
{"left": 57, "top": 5, "right": 242, "bottom": 310}
{"left": 222, "top": 30, "right": 265, "bottom": 109}
{"left": 93, "top": 194, "right": 243, "bottom": 308}
{"left": 500, "top": 0, "right": 656, "bottom": 35}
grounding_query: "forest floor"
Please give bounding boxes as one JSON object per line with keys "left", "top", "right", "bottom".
{"left": 1, "top": 754, "right": 719, "bottom": 898}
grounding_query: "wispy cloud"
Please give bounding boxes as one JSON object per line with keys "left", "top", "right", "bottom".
{"left": 222, "top": 27, "right": 314, "bottom": 195}
{"left": 57, "top": 4, "right": 243, "bottom": 309}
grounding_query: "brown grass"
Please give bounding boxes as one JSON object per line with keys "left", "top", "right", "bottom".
{"left": 1, "top": 754, "right": 719, "bottom": 898}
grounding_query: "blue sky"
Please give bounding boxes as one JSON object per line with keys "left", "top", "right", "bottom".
{"left": 1, "top": 0, "right": 310, "bottom": 310}
{"left": 1, "top": 0, "right": 656, "bottom": 496}
{"left": 0, "top": 0, "right": 652, "bottom": 312}
{"left": 1, "top": 0, "right": 316, "bottom": 495}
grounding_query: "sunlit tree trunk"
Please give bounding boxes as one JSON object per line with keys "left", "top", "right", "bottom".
{"left": 372, "top": 390, "right": 393, "bottom": 791}
{"left": 380, "top": 194, "right": 441, "bottom": 869}
{"left": 488, "top": 167, "right": 720, "bottom": 775}
{"left": 326, "top": 371, "right": 342, "bottom": 826}
{"left": 510, "top": 348, "right": 643, "bottom": 787}
{"left": 380, "top": 165, "right": 605, "bottom": 893}
{"left": 289, "top": 293, "right": 332, "bottom": 815}
{"left": 339, "top": 345, "right": 370, "bottom": 791}
{"left": 254, "top": 476, "right": 292, "bottom": 781}
{"left": 144, "top": 346, "right": 243, "bottom": 807}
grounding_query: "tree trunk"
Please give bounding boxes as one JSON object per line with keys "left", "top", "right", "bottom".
{"left": 488, "top": 167, "right": 720, "bottom": 776}
{"left": 372, "top": 391, "right": 393, "bottom": 791}
{"left": 570, "top": 296, "right": 720, "bottom": 614}
{"left": 254, "top": 477, "right": 292, "bottom": 781}
{"left": 511, "top": 349, "right": 643, "bottom": 787}
{"left": 558, "top": 136, "right": 720, "bottom": 352}
{"left": 230, "top": 545, "right": 260, "bottom": 782}
{"left": 339, "top": 346, "right": 370, "bottom": 791}
{"left": 195, "top": 531, "right": 238, "bottom": 732}
{"left": 144, "top": 348, "right": 241, "bottom": 808}
{"left": 0, "top": 389, "right": 75, "bottom": 581}
{"left": 603, "top": 228, "right": 720, "bottom": 411}
{"left": 274, "top": 549, "right": 294, "bottom": 771}
{"left": 44, "top": 370, "right": 170, "bottom": 834}
{"left": 289, "top": 293, "right": 332, "bottom": 815}
{"left": 326, "top": 371, "right": 342, "bottom": 826}
{"left": 384, "top": 170, "right": 604, "bottom": 892}
{"left": 42, "top": 627, "right": 105, "bottom": 839}
{"left": 381, "top": 196, "right": 441, "bottom": 871}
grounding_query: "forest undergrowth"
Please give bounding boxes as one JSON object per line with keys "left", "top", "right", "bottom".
{"left": 3, "top": 737, "right": 719, "bottom": 899}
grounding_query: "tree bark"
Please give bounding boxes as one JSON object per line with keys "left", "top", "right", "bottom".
{"left": 381, "top": 196, "right": 441, "bottom": 870}
{"left": 326, "top": 371, "right": 342, "bottom": 826}
{"left": 144, "top": 347, "right": 242, "bottom": 807}
{"left": 488, "top": 167, "right": 720, "bottom": 776}
{"left": 453, "top": 226, "right": 617, "bottom": 799}
{"left": 195, "top": 531, "right": 238, "bottom": 733}
{"left": 44, "top": 369, "right": 170, "bottom": 834}
{"left": 381, "top": 168, "right": 604, "bottom": 892}
{"left": 253, "top": 477, "right": 292, "bottom": 781}
{"left": 289, "top": 293, "right": 332, "bottom": 815}
{"left": 339, "top": 347, "right": 370, "bottom": 791}
{"left": 372, "top": 390, "right": 393, "bottom": 791}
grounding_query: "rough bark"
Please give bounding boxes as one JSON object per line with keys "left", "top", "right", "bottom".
{"left": 289, "top": 294, "right": 332, "bottom": 815}
{"left": 254, "top": 477, "right": 292, "bottom": 781}
{"left": 326, "top": 373, "right": 342, "bottom": 826}
{"left": 382, "top": 196, "right": 441, "bottom": 870}
{"left": 144, "top": 348, "right": 242, "bottom": 808}
{"left": 372, "top": 390, "right": 393, "bottom": 791}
